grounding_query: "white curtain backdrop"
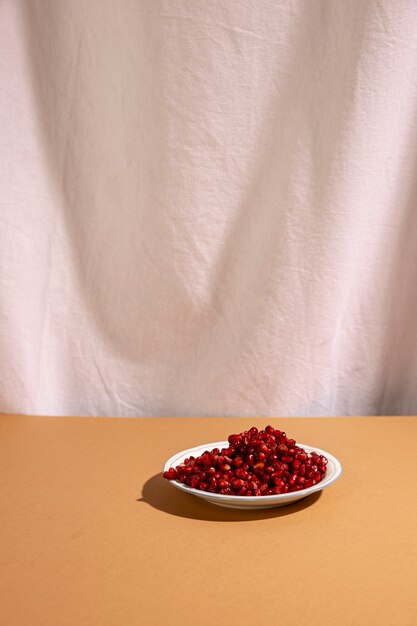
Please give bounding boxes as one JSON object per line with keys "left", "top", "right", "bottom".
{"left": 1, "top": 0, "right": 417, "bottom": 417}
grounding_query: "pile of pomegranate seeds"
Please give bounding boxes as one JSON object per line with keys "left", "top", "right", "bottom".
{"left": 163, "top": 426, "right": 327, "bottom": 496}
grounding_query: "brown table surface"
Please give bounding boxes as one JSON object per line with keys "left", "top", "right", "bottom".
{"left": 1, "top": 415, "right": 417, "bottom": 626}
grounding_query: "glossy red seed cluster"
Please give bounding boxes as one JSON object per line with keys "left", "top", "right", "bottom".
{"left": 163, "top": 425, "right": 327, "bottom": 496}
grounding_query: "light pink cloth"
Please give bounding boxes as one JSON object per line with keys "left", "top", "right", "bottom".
{"left": 1, "top": 1, "right": 417, "bottom": 416}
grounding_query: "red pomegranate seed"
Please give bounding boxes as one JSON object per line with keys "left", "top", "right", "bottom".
{"left": 189, "top": 475, "right": 199, "bottom": 488}
{"left": 163, "top": 468, "right": 177, "bottom": 480}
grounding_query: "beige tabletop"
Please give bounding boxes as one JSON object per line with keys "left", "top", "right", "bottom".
{"left": 1, "top": 415, "right": 417, "bottom": 626}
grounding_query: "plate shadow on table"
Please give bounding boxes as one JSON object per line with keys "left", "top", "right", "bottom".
{"left": 138, "top": 473, "right": 322, "bottom": 522}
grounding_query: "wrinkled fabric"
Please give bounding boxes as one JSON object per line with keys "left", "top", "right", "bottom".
{"left": 1, "top": 0, "right": 417, "bottom": 417}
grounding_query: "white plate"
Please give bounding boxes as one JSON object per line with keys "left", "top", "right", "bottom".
{"left": 163, "top": 440, "right": 342, "bottom": 509}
